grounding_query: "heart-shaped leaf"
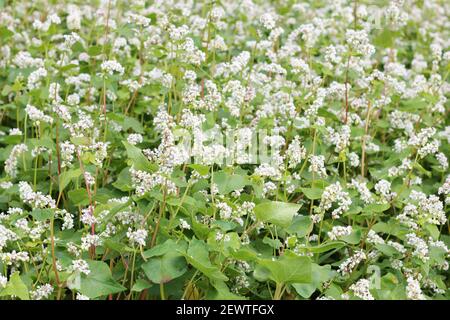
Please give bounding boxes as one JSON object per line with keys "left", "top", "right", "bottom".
{"left": 255, "top": 201, "right": 302, "bottom": 228}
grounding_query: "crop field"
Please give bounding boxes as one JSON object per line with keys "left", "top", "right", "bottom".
{"left": 0, "top": 0, "right": 449, "bottom": 301}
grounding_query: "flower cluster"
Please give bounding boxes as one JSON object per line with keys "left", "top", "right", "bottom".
{"left": 0, "top": 0, "right": 448, "bottom": 301}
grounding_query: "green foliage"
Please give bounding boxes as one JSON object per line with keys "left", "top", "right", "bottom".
{"left": 78, "top": 261, "right": 126, "bottom": 299}
{"left": 255, "top": 201, "right": 302, "bottom": 228}
{"left": 0, "top": 0, "right": 448, "bottom": 302}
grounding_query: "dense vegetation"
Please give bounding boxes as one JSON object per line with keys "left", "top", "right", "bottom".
{"left": 0, "top": 0, "right": 449, "bottom": 300}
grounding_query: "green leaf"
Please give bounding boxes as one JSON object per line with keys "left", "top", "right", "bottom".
{"left": 255, "top": 201, "right": 301, "bottom": 228}
{"left": 104, "top": 239, "right": 134, "bottom": 253}
{"left": 143, "top": 239, "right": 185, "bottom": 258}
{"left": 341, "top": 229, "right": 362, "bottom": 244}
{"left": 122, "top": 141, "right": 155, "bottom": 172}
{"left": 207, "top": 231, "right": 241, "bottom": 256}
{"left": 0, "top": 26, "right": 13, "bottom": 40}
{"left": 425, "top": 224, "right": 440, "bottom": 241}
{"left": 300, "top": 187, "right": 323, "bottom": 200}
{"left": 253, "top": 263, "right": 271, "bottom": 282}
{"left": 375, "top": 243, "right": 399, "bottom": 257}
{"left": 0, "top": 272, "right": 29, "bottom": 300}
{"left": 67, "top": 188, "right": 90, "bottom": 206}
{"left": 262, "top": 236, "right": 283, "bottom": 249}
{"left": 286, "top": 215, "right": 313, "bottom": 237}
{"left": 429, "top": 246, "right": 447, "bottom": 265}
{"left": 131, "top": 279, "right": 152, "bottom": 292}
{"left": 142, "top": 251, "right": 187, "bottom": 284}
{"left": 71, "top": 136, "right": 90, "bottom": 146}
{"left": 372, "top": 220, "right": 406, "bottom": 237}
{"left": 79, "top": 260, "right": 126, "bottom": 299}
{"left": 230, "top": 246, "right": 259, "bottom": 261}
{"left": 293, "top": 264, "right": 333, "bottom": 298}
{"left": 180, "top": 239, "right": 228, "bottom": 282}
{"left": 112, "top": 167, "right": 133, "bottom": 192}
{"left": 30, "top": 208, "right": 53, "bottom": 221}
{"left": 400, "top": 98, "right": 428, "bottom": 111}
{"left": 208, "top": 280, "right": 246, "bottom": 300}
{"left": 212, "top": 220, "right": 238, "bottom": 232}
{"left": 59, "top": 168, "right": 82, "bottom": 193}
{"left": 88, "top": 45, "right": 103, "bottom": 56}
{"left": 362, "top": 203, "right": 391, "bottom": 213}
{"left": 190, "top": 215, "right": 210, "bottom": 240}
{"left": 373, "top": 29, "right": 396, "bottom": 48}
{"left": 302, "top": 241, "right": 346, "bottom": 253}
{"left": 123, "top": 116, "right": 144, "bottom": 134}
{"left": 60, "top": 63, "right": 78, "bottom": 72}
{"left": 188, "top": 164, "right": 210, "bottom": 176}
{"left": 257, "top": 255, "right": 312, "bottom": 284}
{"left": 1, "top": 85, "right": 11, "bottom": 97}
{"left": 213, "top": 171, "right": 249, "bottom": 194}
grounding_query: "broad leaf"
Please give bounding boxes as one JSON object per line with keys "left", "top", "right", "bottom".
{"left": 59, "top": 168, "right": 82, "bottom": 193}
{"left": 300, "top": 187, "right": 323, "bottom": 200}
{"left": 257, "top": 255, "right": 312, "bottom": 284}
{"left": 79, "top": 260, "right": 126, "bottom": 299}
{"left": 293, "top": 264, "right": 333, "bottom": 298}
{"left": 362, "top": 203, "right": 391, "bottom": 213}
{"left": 142, "top": 251, "right": 187, "bottom": 284}
{"left": 0, "top": 272, "right": 29, "bottom": 300}
{"left": 122, "top": 141, "right": 155, "bottom": 172}
{"left": 255, "top": 201, "right": 301, "bottom": 228}
{"left": 180, "top": 239, "right": 228, "bottom": 281}
{"left": 286, "top": 215, "right": 313, "bottom": 237}
{"left": 213, "top": 171, "right": 249, "bottom": 194}
{"left": 302, "top": 241, "right": 346, "bottom": 253}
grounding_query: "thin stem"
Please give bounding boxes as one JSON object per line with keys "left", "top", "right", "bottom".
{"left": 50, "top": 215, "right": 61, "bottom": 288}
{"left": 361, "top": 101, "right": 372, "bottom": 177}
{"left": 160, "top": 283, "right": 166, "bottom": 300}
{"left": 150, "top": 184, "right": 167, "bottom": 248}
{"left": 343, "top": 54, "right": 351, "bottom": 124}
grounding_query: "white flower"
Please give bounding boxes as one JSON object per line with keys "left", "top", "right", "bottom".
{"left": 406, "top": 233, "right": 429, "bottom": 262}
{"left": 260, "top": 13, "right": 277, "bottom": 30}
{"left": 25, "top": 104, "right": 53, "bottom": 124}
{"left": 328, "top": 226, "right": 352, "bottom": 240}
{"left": 286, "top": 136, "right": 307, "bottom": 167}
{"left": 374, "top": 179, "right": 396, "bottom": 201}
{"left": 31, "top": 284, "right": 53, "bottom": 300}
{"left": 308, "top": 155, "right": 327, "bottom": 178}
{"left": 179, "top": 219, "right": 191, "bottom": 230}
{"left": 0, "top": 250, "right": 29, "bottom": 265}
{"left": 70, "top": 259, "right": 91, "bottom": 275}
{"left": 339, "top": 250, "right": 366, "bottom": 275}
{"left": 127, "top": 133, "right": 143, "bottom": 145}
{"left": 350, "top": 279, "right": 374, "bottom": 300}
{"left": 80, "top": 234, "right": 102, "bottom": 251}
{"left": 76, "top": 293, "right": 90, "bottom": 300}
{"left": 0, "top": 275, "right": 7, "bottom": 288}
{"left": 346, "top": 29, "right": 375, "bottom": 56}
{"left": 126, "top": 228, "right": 148, "bottom": 246}
{"left": 5, "top": 144, "right": 28, "bottom": 178}
{"left": 0, "top": 225, "right": 18, "bottom": 251}
{"left": 350, "top": 179, "right": 374, "bottom": 204}
{"left": 216, "top": 202, "right": 232, "bottom": 220}
{"left": 101, "top": 60, "right": 125, "bottom": 76}
{"left": 80, "top": 207, "right": 97, "bottom": 225}
{"left": 366, "top": 230, "right": 384, "bottom": 245}
{"left": 318, "top": 182, "right": 352, "bottom": 219}
{"left": 19, "top": 181, "right": 56, "bottom": 209}
{"left": 406, "top": 276, "right": 426, "bottom": 300}
{"left": 348, "top": 152, "right": 360, "bottom": 167}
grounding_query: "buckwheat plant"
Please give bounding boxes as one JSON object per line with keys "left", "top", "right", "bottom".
{"left": 0, "top": 0, "right": 448, "bottom": 300}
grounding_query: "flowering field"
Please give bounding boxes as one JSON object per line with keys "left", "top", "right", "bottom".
{"left": 0, "top": 0, "right": 449, "bottom": 301}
